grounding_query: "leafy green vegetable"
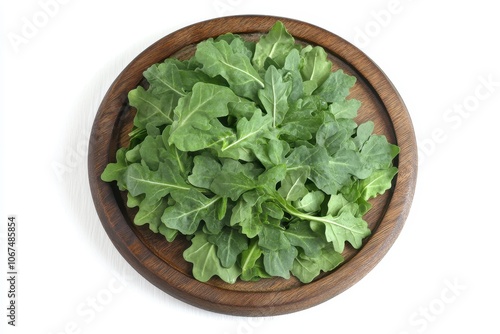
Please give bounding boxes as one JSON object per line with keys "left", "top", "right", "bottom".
{"left": 101, "top": 21, "right": 399, "bottom": 284}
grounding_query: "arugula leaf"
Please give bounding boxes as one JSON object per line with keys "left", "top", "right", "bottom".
{"left": 258, "top": 65, "right": 292, "bottom": 127}
{"left": 258, "top": 223, "right": 290, "bottom": 251}
{"left": 210, "top": 160, "right": 258, "bottom": 201}
{"left": 282, "top": 49, "right": 304, "bottom": 102}
{"left": 128, "top": 86, "right": 175, "bottom": 129}
{"left": 253, "top": 21, "right": 296, "bottom": 70}
{"left": 327, "top": 99, "right": 361, "bottom": 120}
{"left": 286, "top": 145, "right": 358, "bottom": 194}
{"left": 359, "top": 135, "right": 397, "bottom": 171}
{"left": 161, "top": 189, "right": 223, "bottom": 235}
{"left": 359, "top": 167, "right": 398, "bottom": 200}
{"left": 315, "top": 69, "right": 357, "bottom": 103}
{"left": 187, "top": 154, "right": 222, "bottom": 189}
{"left": 353, "top": 121, "right": 375, "bottom": 149}
{"left": 218, "top": 109, "right": 273, "bottom": 161}
{"left": 240, "top": 239, "right": 270, "bottom": 281}
{"left": 230, "top": 194, "right": 264, "bottom": 238}
{"left": 291, "top": 245, "right": 344, "bottom": 283}
{"left": 158, "top": 224, "right": 179, "bottom": 242}
{"left": 143, "top": 60, "right": 188, "bottom": 99}
{"left": 284, "top": 220, "right": 326, "bottom": 257}
{"left": 279, "top": 97, "right": 324, "bottom": 141}
{"left": 161, "top": 127, "right": 193, "bottom": 178}
{"left": 168, "top": 82, "right": 239, "bottom": 151}
{"left": 125, "top": 161, "right": 190, "bottom": 204}
{"left": 195, "top": 38, "right": 264, "bottom": 101}
{"left": 327, "top": 193, "right": 350, "bottom": 216}
{"left": 138, "top": 135, "right": 166, "bottom": 171}
{"left": 278, "top": 167, "right": 310, "bottom": 202}
{"left": 208, "top": 226, "right": 249, "bottom": 268}
{"left": 320, "top": 210, "right": 371, "bottom": 252}
{"left": 183, "top": 232, "right": 241, "bottom": 283}
{"left": 134, "top": 197, "right": 169, "bottom": 233}
{"left": 294, "top": 190, "right": 325, "bottom": 213}
{"left": 101, "top": 148, "right": 129, "bottom": 190}
{"left": 262, "top": 247, "right": 298, "bottom": 279}
{"left": 252, "top": 136, "right": 289, "bottom": 168}
{"left": 300, "top": 46, "right": 332, "bottom": 94}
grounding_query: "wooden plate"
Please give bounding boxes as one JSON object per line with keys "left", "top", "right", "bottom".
{"left": 88, "top": 15, "right": 417, "bottom": 316}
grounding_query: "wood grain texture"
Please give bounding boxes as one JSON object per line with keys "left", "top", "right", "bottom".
{"left": 88, "top": 15, "right": 418, "bottom": 316}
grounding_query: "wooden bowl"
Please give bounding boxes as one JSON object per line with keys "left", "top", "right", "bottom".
{"left": 88, "top": 15, "right": 417, "bottom": 316}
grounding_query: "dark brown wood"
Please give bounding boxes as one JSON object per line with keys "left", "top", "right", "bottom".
{"left": 88, "top": 15, "right": 418, "bottom": 316}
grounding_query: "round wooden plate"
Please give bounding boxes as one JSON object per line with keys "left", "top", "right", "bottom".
{"left": 88, "top": 15, "right": 417, "bottom": 316}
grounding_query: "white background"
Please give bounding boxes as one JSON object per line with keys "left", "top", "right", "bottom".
{"left": 1, "top": 0, "right": 499, "bottom": 333}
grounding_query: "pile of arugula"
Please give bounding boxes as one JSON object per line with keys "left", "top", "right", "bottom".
{"left": 101, "top": 21, "right": 399, "bottom": 284}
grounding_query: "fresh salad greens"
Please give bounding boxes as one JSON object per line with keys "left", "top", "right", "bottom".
{"left": 101, "top": 21, "right": 399, "bottom": 284}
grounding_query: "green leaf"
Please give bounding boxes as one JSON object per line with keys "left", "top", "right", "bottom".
{"left": 208, "top": 227, "right": 249, "bottom": 268}
{"left": 168, "top": 82, "right": 239, "bottom": 151}
{"left": 358, "top": 135, "right": 397, "bottom": 176}
{"left": 291, "top": 245, "right": 344, "bottom": 283}
{"left": 315, "top": 69, "right": 357, "bottom": 103}
{"left": 171, "top": 119, "right": 234, "bottom": 153}
{"left": 279, "top": 98, "right": 324, "bottom": 141}
{"left": 134, "top": 197, "right": 169, "bottom": 233}
{"left": 227, "top": 99, "right": 261, "bottom": 120}
{"left": 158, "top": 224, "right": 178, "bottom": 242}
{"left": 183, "top": 232, "right": 241, "bottom": 283}
{"left": 282, "top": 48, "right": 304, "bottom": 102}
{"left": 187, "top": 154, "right": 222, "bottom": 189}
{"left": 286, "top": 145, "right": 358, "bottom": 195}
{"left": 257, "top": 164, "right": 287, "bottom": 195}
{"left": 210, "top": 160, "right": 258, "bottom": 201}
{"left": 300, "top": 46, "right": 332, "bottom": 92}
{"left": 294, "top": 190, "right": 325, "bottom": 213}
{"left": 129, "top": 86, "right": 175, "bottom": 129}
{"left": 321, "top": 210, "right": 371, "bottom": 252}
{"left": 214, "top": 33, "right": 255, "bottom": 61}
{"left": 101, "top": 148, "right": 129, "bottom": 190}
{"left": 278, "top": 167, "right": 310, "bottom": 202}
{"left": 196, "top": 39, "right": 264, "bottom": 101}
{"left": 138, "top": 135, "right": 166, "bottom": 171}
{"left": 262, "top": 201, "right": 284, "bottom": 220}
{"left": 359, "top": 167, "right": 398, "bottom": 201}
{"left": 143, "top": 60, "right": 188, "bottom": 99}
{"left": 258, "top": 65, "right": 292, "bottom": 128}
{"left": 171, "top": 82, "right": 237, "bottom": 130}
{"left": 125, "top": 144, "right": 141, "bottom": 163}
{"left": 125, "top": 161, "right": 190, "bottom": 204}
{"left": 126, "top": 192, "right": 143, "bottom": 208}
{"left": 327, "top": 194, "right": 350, "bottom": 216}
{"left": 253, "top": 21, "right": 296, "bottom": 70}
{"left": 284, "top": 221, "right": 326, "bottom": 257}
{"left": 316, "top": 121, "right": 350, "bottom": 154}
{"left": 262, "top": 247, "right": 298, "bottom": 279}
{"left": 161, "top": 127, "right": 193, "bottom": 178}
{"left": 252, "top": 137, "right": 289, "bottom": 168}
{"left": 329, "top": 147, "right": 364, "bottom": 184}
{"left": 275, "top": 198, "right": 371, "bottom": 253}
{"left": 218, "top": 109, "right": 272, "bottom": 160}
{"left": 230, "top": 197, "right": 263, "bottom": 238}
{"left": 174, "top": 58, "right": 224, "bottom": 90}
{"left": 240, "top": 239, "right": 270, "bottom": 281}
{"left": 258, "top": 223, "right": 290, "bottom": 251}
{"left": 161, "top": 189, "right": 222, "bottom": 235}
{"left": 354, "top": 121, "right": 375, "bottom": 149}
{"left": 327, "top": 99, "right": 361, "bottom": 120}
